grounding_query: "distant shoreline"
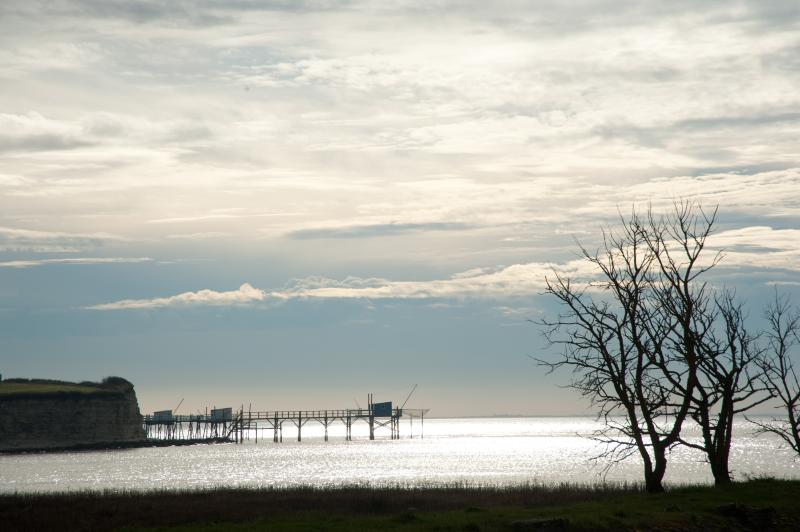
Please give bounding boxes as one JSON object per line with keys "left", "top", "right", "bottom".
{"left": 431, "top": 413, "right": 596, "bottom": 419}
{"left": 0, "top": 437, "right": 231, "bottom": 456}
{"left": 432, "top": 412, "right": 782, "bottom": 419}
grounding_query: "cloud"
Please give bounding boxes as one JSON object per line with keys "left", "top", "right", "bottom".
{"left": 277, "top": 226, "right": 800, "bottom": 297}
{"left": 1, "top": 0, "right": 799, "bottom": 276}
{"left": 2, "top": 0, "right": 351, "bottom": 26}
{"left": 278, "top": 263, "right": 561, "bottom": 299}
{"left": 707, "top": 227, "right": 800, "bottom": 272}
{"left": 87, "top": 282, "right": 268, "bottom": 310}
{"left": 284, "top": 275, "right": 390, "bottom": 291}
{"left": 165, "top": 232, "right": 229, "bottom": 240}
{"left": 85, "top": 259, "right": 596, "bottom": 310}
{"left": 0, "top": 226, "right": 126, "bottom": 253}
{"left": 86, "top": 223, "right": 800, "bottom": 310}
{"left": 0, "top": 257, "right": 151, "bottom": 269}
{"left": 574, "top": 169, "right": 800, "bottom": 220}
{"left": 286, "top": 222, "right": 473, "bottom": 239}
{"left": 149, "top": 212, "right": 293, "bottom": 224}
{"left": 0, "top": 112, "right": 92, "bottom": 154}
{"left": 0, "top": 41, "right": 103, "bottom": 73}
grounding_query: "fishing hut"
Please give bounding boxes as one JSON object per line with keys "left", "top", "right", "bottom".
{"left": 143, "top": 392, "right": 429, "bottom": 444}
{"left": 143, "top": 407, "right": 235, "bottom": 440}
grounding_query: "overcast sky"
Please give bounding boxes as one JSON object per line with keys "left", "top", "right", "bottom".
{"left": 1, "top": 0, "right": 799, "bottom": 416}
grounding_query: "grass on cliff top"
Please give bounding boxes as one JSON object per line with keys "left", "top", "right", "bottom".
{"left": 0, "top": 381, "right": 103, "bottom": 395}
{"left": 0, "top": 377, "right": 132, "bottom": 397}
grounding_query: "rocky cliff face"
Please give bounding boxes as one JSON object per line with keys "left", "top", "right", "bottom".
{"left": 0, "top": 378, "right": 146, "bottom": 451}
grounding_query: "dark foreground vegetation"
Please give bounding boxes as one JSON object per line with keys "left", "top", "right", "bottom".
{"left": 2, "top": 478, "right": 798, "bottom": 531}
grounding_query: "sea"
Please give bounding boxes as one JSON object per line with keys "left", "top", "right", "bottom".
{"left": 1, "top": 416, "right": 797, "bottom": 493}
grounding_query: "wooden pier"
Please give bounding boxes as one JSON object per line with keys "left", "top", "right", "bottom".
{"left": 143, "top": 396, "right": 428, "bottom": 444}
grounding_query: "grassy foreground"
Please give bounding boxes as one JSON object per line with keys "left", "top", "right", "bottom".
{"left": 1, "top": 479, "right": 798, "bottom": 531}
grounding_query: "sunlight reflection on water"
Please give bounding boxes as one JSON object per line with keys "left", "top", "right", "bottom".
{"left": 1, "top": 417, "right": 797, "bottom": 493}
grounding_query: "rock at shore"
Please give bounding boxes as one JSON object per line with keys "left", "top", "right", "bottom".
{"left": 0, "top": 376, "right": 146, "bottom": 452}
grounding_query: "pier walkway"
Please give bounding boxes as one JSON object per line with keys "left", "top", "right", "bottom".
{"left": 143, "top": 403, "right": 428, "bottom": 443}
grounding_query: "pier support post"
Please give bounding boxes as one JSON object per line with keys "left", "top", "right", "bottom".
{"left": 369, "top": 414, "right": 375, "bottom": 440}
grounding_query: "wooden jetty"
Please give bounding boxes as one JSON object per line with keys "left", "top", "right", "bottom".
{"left": 143, "top": 395, "right": 428, "bottom": 444}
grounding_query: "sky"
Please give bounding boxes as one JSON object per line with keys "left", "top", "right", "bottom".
{"left": 1, "top": 0, "right": 799, "bottom": 417}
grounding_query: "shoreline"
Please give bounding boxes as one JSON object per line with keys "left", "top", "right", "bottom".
{"left": 0, "top": 437, "right": 231, "bottom": 455}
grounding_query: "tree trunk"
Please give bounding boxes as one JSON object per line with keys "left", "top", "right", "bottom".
{"left": 708, "top": 408, "right": 733, "bottom": 486}
{"left": 644, "top": 448, "right": 667, "bottom": 493}
{"left": 644, "top": 469, "right": 665, "bottom": 493}
{"left": 709, "top": 448, "right": 732, "bottom": 485}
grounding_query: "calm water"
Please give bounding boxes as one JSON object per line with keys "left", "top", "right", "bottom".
{"left": 1, "top": 417, "right": 797, "bottom": 493}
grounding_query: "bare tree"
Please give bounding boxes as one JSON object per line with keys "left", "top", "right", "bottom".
{"left": 747, "top": 294, "right": 800, "bottom": 453}
{"left": 539, "top": 202, "right": 717, "bottom": 493}
{"left": 674, "top": 292, "right": 772, "bottom": 485}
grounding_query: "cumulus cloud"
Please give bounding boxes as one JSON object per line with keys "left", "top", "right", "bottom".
{"left": 87, "top": 283, "right": 268, "bottom": 310}
{"left": 273, "top": 262, "right": 578, "bottom": 300}
{"left": 86, "top": 262, "right": 574, "bottom": 310}
{"left": 86, "top": 223, "right": 800, "bottom": 310}
{"left": 277, "top": 228, "right": 800, "bottom": 299}
{"left": 284, "top": 275, "right": 390, "bottom": 291}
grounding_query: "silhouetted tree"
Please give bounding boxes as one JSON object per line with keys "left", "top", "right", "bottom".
{"left": 539, "top": 202, "right": 787, "bottom": 489}
{"left": 674, "top": 292, "right": 771, "bottom": 485}
{"left": 747, "top": 294, "right": 800, "bottom": 454}
{"left": 539, "top": 202, "right": 718, "bottom": 493}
